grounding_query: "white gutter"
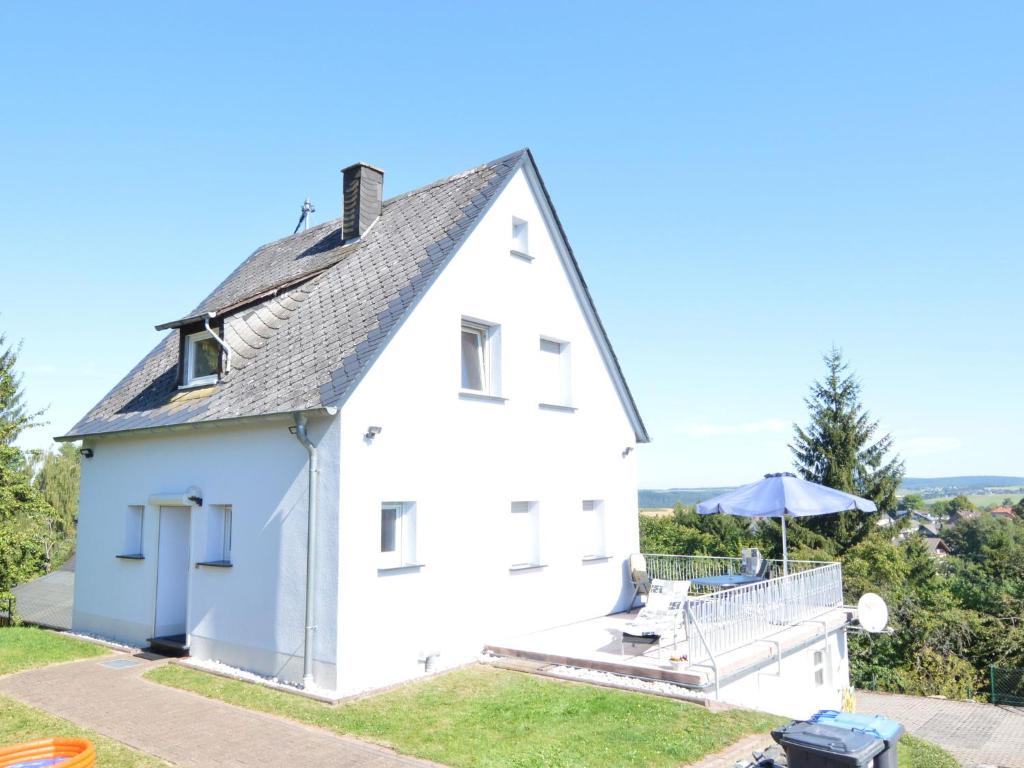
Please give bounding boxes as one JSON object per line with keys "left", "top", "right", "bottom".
{"left": 292, "top": 412, "right": 318, "bottom": 688}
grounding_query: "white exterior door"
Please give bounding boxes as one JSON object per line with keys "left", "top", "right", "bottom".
{"left": 154, "top": 505, "right": 190, "bottom": 638}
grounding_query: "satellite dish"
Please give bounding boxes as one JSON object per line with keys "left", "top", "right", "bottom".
{"left": 857, "top": 593, "right": 889, "bottom": 633}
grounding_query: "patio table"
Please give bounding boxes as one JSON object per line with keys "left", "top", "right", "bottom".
{"left": 690, "top": 574, "right": 765, "bottom": 589}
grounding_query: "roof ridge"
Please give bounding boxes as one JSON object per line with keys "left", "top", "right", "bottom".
{"left": 224, "top": 149, "right": 529, "bottom": 257}
{"left": 381, "top": 148, "right": 529, "bottom": 205}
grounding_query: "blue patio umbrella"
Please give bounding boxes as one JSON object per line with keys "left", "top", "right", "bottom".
{"left": 696, "top": 472, "right": 877, "bottom": 575}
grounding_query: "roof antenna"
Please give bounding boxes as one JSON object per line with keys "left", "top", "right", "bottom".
{"left": 293, "top": 197, "right": 315, "bottom": 234}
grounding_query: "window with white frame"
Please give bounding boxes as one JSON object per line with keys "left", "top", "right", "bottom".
{"left": 509, "top": 501, "right": 541, "bottom": 569}
{"left": 538, "top": 337, "right": 571, "bottom": 407}
{"left": 182, "top": 329, "right": 221, "bottom": 387}
{"left": 203, "top": 504, "right": 232, "bottom": 564}
{"left": 120, "top": 505, "right": 144, "bottom": 556}
{"left": 511, "top": 217, "right": 529, "bottom": 257}
{"left": 581, "top": 500, "right": 606, "bottom": 559}
{"left": 461, "top": 320, "right": 500, "bottom": 394}
{"left": 812, "top": 648, "right": 826, "bottom": 686}
{"left": 380, "top": 501, "right": 417, "bottom": 568}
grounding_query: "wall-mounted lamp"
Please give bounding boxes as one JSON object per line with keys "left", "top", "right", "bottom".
{"left": 79, "top": 447, "right": 94, "bottom": 459}
{"left": 621, "top": 446, "right": 633, "bottom": 458}
{"left": 365, "top": 426, "right": 382, "bottom": 440}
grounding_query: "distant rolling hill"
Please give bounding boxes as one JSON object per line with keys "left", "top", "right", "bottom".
{"left": 639, "top": 475, "right": 1024, "bottom": 508}
{"left": 898, "top": 476, "right": 1024, "bottom": 492}
{"left": 639, "top": 488, "right": 735, "bottom": 508}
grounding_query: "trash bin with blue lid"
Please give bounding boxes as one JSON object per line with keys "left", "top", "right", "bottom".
{"left": 772, "top": 721, "right": 885, "bottom": 768}
{"left": 810, "top": 711, "right": 905, "bottom": 768}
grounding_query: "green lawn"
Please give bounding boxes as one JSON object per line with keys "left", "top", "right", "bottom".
{"left": 0, "top": 694, "right": 168, "bottom": 767}
{"left": 147, "top": 663, "right": 959, "bottom": 768}
{"left": 148, "top": 664, "right": 784, "bottom": 767}
{"left": 929, "top": 491, "right": 1023, "bottom": 508}
{"left": 899, "top": 734, "right": 959, "bottom": 768}
{"left": 0, "top": 628, "right": 108, "bottom": 676}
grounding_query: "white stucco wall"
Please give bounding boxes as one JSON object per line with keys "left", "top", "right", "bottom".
{"left": 72, "top": 413, "right": 341, "bottom": 687}
{"left": 718, "top": 628, "right": 851, "bottom": 719}
{"left": 333, "top": 166, "right": 642, "bottom": 692}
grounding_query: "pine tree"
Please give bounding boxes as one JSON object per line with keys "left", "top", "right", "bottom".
{"left": 0, "top": 332, "right": 52, "bottom": 592}
{"left": 790, "top": 348, "right": 904, "bottom": 546}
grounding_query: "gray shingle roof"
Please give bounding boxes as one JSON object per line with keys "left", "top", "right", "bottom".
{"left": 62, "top": 149, "right": 648, "bottom": 442}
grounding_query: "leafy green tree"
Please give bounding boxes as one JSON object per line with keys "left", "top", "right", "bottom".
{"left": 899, "top": 493, "right": 924, "bottom": 511}
{"left": 947, "top": 494, "right": 976, "bottom": 514}
{"left": 1015, "top": 497, "right": 1024, "bottom": 519}
{"left": 29, "top": 442, "right": 80, "bottom": 568}
{"left": 789, "top": 348, "right": 905, "bottom": 547}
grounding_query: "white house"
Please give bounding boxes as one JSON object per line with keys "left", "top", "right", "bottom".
{"left": 61, "top": 150, "right": 650, "bottom": 693}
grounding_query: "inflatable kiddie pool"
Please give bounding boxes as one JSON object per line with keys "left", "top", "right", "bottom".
{"left": 0, "top": 738, "right": 95, "bottom": 768}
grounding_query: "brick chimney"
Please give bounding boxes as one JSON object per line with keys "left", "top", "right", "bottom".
{"left": 341, "top": 162, "right": 384, "bottom": 241}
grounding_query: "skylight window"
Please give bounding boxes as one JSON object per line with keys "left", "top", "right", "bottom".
{"left": 182, "top": 330, "right": 221, "bottom": 387}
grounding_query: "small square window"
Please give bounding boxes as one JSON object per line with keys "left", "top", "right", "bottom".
{"left": 461, "top": 320, "right": 500, "bottom": 395}
{"left": 813, "top": 649, "right": 826, "bottom": 686}
{"left": 120, "top": 506, "right": 144, "bottom": 556}
{"left": 510, "top": 501, "right": 541, "bottom": 569}
{"left": 381, "top": 502, "right": 417, "bottom": 568}
{"left": 203, "top": 504, "right": 232, "bottom": 564}
{"left": 539, "top": 337, "right": 571, "bottom": 407}
{"left": 511, "top": 217, "right": 529, "bottom": 256}
{"left": 582, "top": 500, "right": 606, "bottom": 559}
{"left": 182, "top": 330, "right": 221, "bottom": 387}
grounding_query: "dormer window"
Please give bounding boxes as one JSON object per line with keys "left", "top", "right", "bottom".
{"left": 182, "top": 330, "right": 221, "bottom": 387}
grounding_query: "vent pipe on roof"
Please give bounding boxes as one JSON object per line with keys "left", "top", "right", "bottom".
{"left": 341, "top": 162, "right": 384, "bottom": 241}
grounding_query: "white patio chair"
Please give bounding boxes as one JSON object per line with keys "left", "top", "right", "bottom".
{"left": 628, "top": 552, "right": 651, "bottom": 607}
{"left": 620, "top": 578, "right": 690, "bottom": 658}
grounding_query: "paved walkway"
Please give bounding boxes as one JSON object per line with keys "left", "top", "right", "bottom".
{"left": 859, "top": 690, "right": 1024, "bottom": 768}
{"left": 683, "top": 732, "right": 779, "bottom": 768}
{"left": 0, "top": 654, "right": 439, "bottom": 768}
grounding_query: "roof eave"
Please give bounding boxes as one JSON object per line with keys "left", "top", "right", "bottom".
{"left": 154, "top": 311, "right": 216, "bottom": 331}
{"left": 520, "top": 149, "right": 651, "bottom": 444}
{"left": 55, "top": 405, "right": 338, "bottom": 443}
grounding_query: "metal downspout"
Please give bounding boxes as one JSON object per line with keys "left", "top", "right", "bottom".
{"left": 292, "top": 412, "right": 318, "bottom": 688}
{"left": 203, "top": 316, "right": 232, "bottom": 373}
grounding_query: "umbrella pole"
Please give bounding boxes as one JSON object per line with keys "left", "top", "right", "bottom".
{"left": 781, "top": 515, "right": 789, "bottom": 576}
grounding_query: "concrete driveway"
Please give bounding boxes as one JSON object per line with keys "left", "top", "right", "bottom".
{"left": 858, "top": 690, "right": 1024, "bottom": 767}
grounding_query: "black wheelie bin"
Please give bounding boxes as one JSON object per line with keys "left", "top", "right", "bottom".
{"left": 771, "top": 721, "right": 884, "bottom": 768}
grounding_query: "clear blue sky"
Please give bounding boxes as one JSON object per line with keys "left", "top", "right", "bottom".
{"left": 2, "top": 2, "right": 1021, "bottom": 488}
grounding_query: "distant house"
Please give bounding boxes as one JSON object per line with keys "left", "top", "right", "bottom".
{"left": 991, "top": 506, "right": 1015, "bottom": 520}
{"left": 911, "top": 510, "right": 937, "bottom": 525}
{"left": 922, "top": 537, "right": 950, "bottom": 558}
{"left": 876, "top": 514, "right": 896, "bottom": 528}
{"left": 948, "top": 508, "right": 980, "bottom": 525}
{"left": 916, "top": 522, "right": 939, "bottom": 537}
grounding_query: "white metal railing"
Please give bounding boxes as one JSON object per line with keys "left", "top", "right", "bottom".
{"left": 685, "top": 562, "right": 843, "bottom": 664}
{"left": 644, "top": 553, "right": 827, "bottom": 583}
{"left": 641, "top": 554, "right": 844, "bottom": 667}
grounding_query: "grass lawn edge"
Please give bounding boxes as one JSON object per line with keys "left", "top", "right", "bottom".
{"left": 143, "top": 662, "right": 960, "bottom": 768}
{"left": 0, "top": 693, "right": 169, "bottom": 767}
{"left": 145, "top": 662, "right": 785, "bottom": 768}
{"left": 0, "top": 627, "right": 110, "bottom": 677}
